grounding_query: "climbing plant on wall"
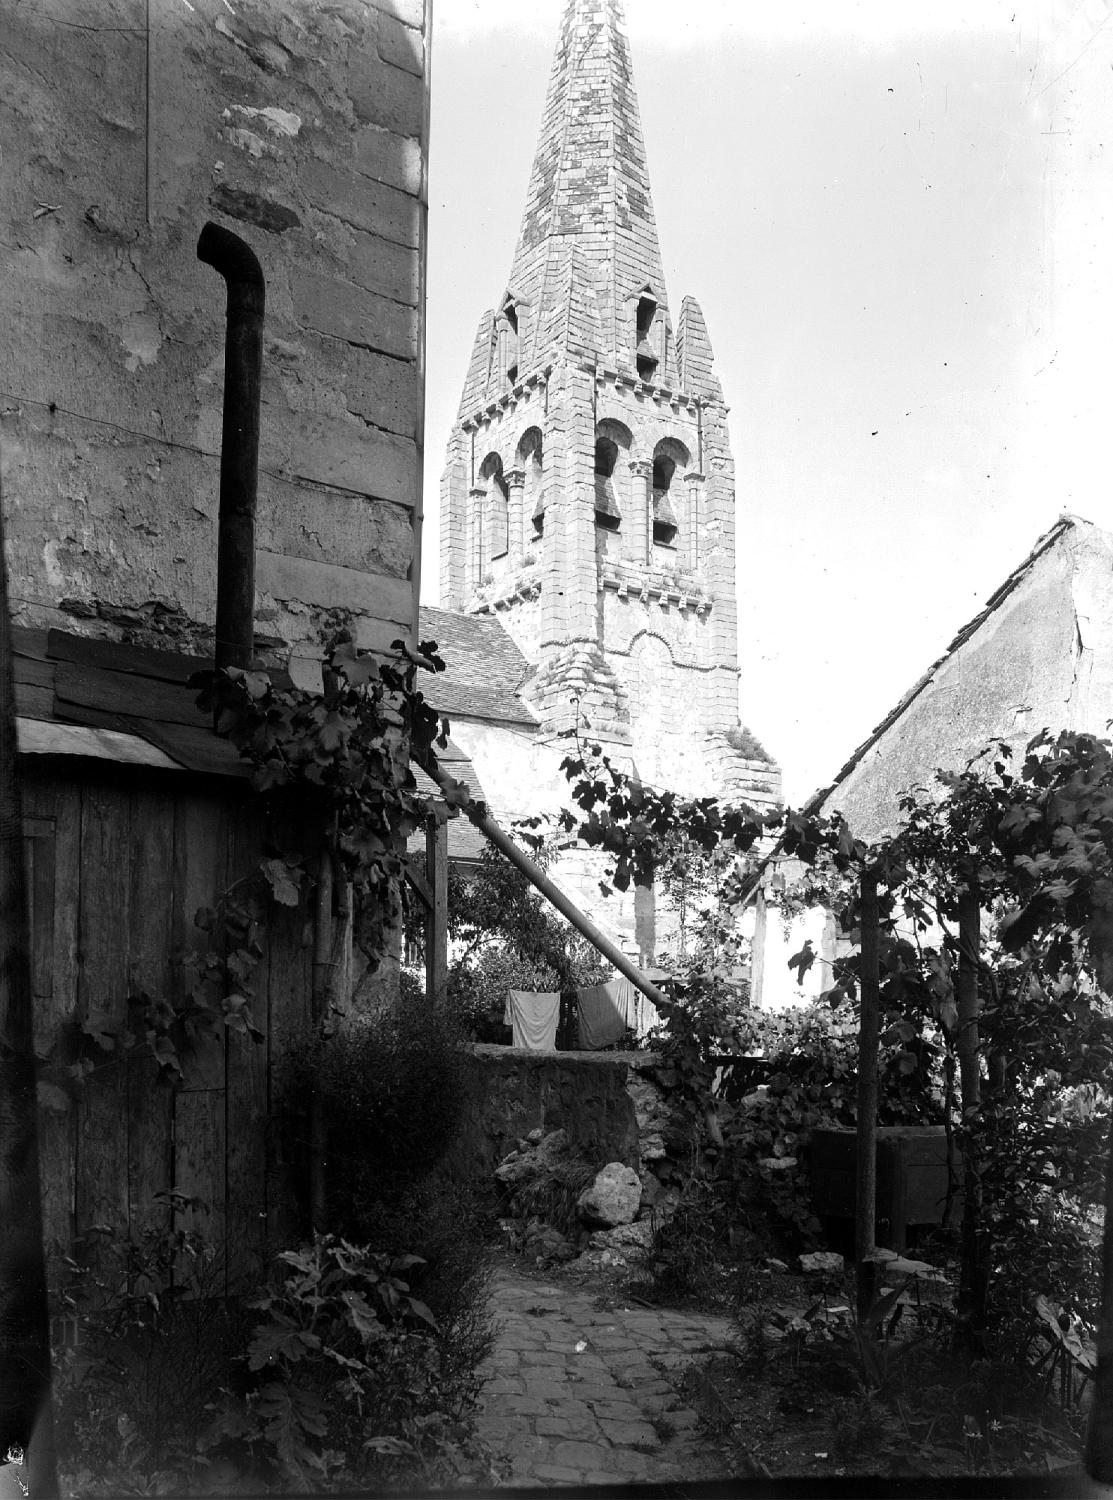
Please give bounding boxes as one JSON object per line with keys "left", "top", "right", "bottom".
{"left": 197, "top": 631, "right": 455, "bottom": 974}
{"left": 553, "top": 730, "right": 1113, "bottom": 1421}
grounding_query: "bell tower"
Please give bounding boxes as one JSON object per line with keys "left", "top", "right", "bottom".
{"left": 440, "top": 0, "right": 779, "bottom": 806}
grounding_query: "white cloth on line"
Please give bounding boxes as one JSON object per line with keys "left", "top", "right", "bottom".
{"left": 576, "top": 977, "right": 637, "bottom": 1049}
{"left": 504, "top": 989, "right": 560, "bottom": 1051}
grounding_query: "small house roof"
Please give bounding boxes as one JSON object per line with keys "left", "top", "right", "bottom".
{"left": 13, "top": 626, "right": 249, "bottom": 777}
{"left": 804, "top": 519, "right": 1110, "bottom": 840}
{"left": 13, "top": 624, "right": 496, "bottom": 862}
{"left": 417, "top": 606, "right": 539, "bottom": 728}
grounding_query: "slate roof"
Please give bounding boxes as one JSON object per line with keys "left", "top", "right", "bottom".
{"left": 411, "top": 737, "right": 490, "bottom": 865}
{"left": 417, "top": 606, "right": 538, "bottom": 727}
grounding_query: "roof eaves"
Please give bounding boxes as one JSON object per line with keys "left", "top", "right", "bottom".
{"left": 806, "top": 515, "right": 1082, "bottom": 816}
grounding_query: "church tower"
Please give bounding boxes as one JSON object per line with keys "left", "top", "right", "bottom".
{"left": 440, "top": 0, "right": 779, "bottom": 808}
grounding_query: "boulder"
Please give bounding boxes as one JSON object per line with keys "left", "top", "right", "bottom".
{"left": 495, "top": 1128, "right": 570, "bottom": 1188}
{"left": 799, "top": 1251, "right": 844, "bottom": 1275}
{"left": 590, "top": 1219, "right": 654, "bottom": 1257}
{"left": 638, "top": 1174, "right": 680, "bottom": 1222}
{"left": 639, "top": 1132, "right": 668, "bottom": 1162}
{"left": 522, "top": 1218, "right": 577, "bottom": 1264}
{"left": 578, "top": 1162, "right": 641, "bottom": 1228}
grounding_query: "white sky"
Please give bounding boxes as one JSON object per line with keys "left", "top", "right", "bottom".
{"left": 422, "top": 0, "right": 1113, "bottom": 806}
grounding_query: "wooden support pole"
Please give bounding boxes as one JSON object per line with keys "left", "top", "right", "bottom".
{"left": 956, "top": 881, "right": 987, "bottom": 1349}
{"left": 1086, "top": 1110, "right": 1113, "bottom": 1479}
{"left": 425, "top": 811, "right": 448, "bottom": 1008}
{"left": 308, "top": 840, "right": 334, "bottom": 1233}
{"left": 855, "top": 869, "right": 880, "bottom": 1321}
{"left": 0, "top": 493, "right": 58, "bottom": 1494}
{"left": 413, "top": 750, "right": 666, "bottom": 1011}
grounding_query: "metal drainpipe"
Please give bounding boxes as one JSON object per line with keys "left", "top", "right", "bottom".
{"left": 197, "top": 221, "right": 265, "bottom": 673}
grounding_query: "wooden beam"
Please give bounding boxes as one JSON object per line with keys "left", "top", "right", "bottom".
{"left": 1087, "top": 1114, "right": 1113, "bottom": 1479}
{"left": 0, "top": 491, "right": 58, "bottom": 1491}
{"left": 425, "top": 812, "right": 449, "bottom": 1008}
{"left": 956, "top": 881, "right": 987, "bottom": 1349}
{"left": 404, "top": 856, "right": 433, "bottom": 911}
{"left": 855, "top": 869, "right": 880, "bottom": 1320}
{"left": 414, "top": 749, "right": 666, "bottom": 1010}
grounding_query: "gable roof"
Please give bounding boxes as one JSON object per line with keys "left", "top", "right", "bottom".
{"left": 418, "top": 606, "right": 538, "bottom": 728}
{"left": 808, "top": 514, "right": 1110, "bottom": 837}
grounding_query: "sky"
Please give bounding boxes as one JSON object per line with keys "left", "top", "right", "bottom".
{"left": 422, "top": 0, "right": 1113, "bottom": 807}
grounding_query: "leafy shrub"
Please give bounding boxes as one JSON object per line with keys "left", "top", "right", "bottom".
{"left": 302, "top": 1011, "right": 495, "bottom": 1394}
{"left": 448, "top": 949, "right": 563, "bottom": 1041}
{"left": 645, "top": 1178, "right": 725, "bottom": 1304}
{"left": 204, "top": 1234, "right": 493, "bottom": 1490}
{"left": 52, "top": 1221, "right": 495, "bottom": 1494}
{"left": 308, "top": 1004, "right": 471, "bottom": 1207}
{"left": 50, "top": 1199, "right": 254, "bottom": 1494}
{"left": 439, "top": 845, "right": 610, "bottom": 1040}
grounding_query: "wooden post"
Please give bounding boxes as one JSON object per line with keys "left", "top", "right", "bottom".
{"left": 308, "top": 840, "right": 334, "bottom": 1233}
{"left": 855, "top": 869, "right": 880, "bottom": 1320}
{"left": 425, "top": 810, "right": 448, "bottom": 1008}
{"left": 1086, "top": 1112, "right": 1113, "bottom": 1479}
{"left": 956, "top": 881, "right": 987, "bottom": 1348}
{"left": 0, "top": 493, "right": 58, "bottom": 1493}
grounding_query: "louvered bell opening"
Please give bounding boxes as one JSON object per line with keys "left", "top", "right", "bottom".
{"left": 652, "top": 488, "right": 678, "bottom": 546}
{"left": 653, "top": 489, "right": 677, "bottom": 527}
{"left": 636, "top": 338, "right": 659, "bottom": 380}
{"left": 594, "top": 475, "right": 621, "bottom": 531}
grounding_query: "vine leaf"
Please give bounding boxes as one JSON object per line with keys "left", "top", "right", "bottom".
{"left": 262, "top": 859, "right": 302, "bottom": 908}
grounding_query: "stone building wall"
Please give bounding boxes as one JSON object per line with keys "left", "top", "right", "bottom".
{"left": 1, "top": 0, "right": 429, "bottom": 674}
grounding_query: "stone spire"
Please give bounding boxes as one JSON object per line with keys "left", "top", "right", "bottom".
{"left": 439, "top": 0, "right": 781, "bottom": 828}
{"left": 503, "top": 0, "right": 676, "bottom": 383}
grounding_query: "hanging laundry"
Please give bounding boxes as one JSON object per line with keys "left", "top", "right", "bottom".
{"left": 576, "top": 977, "right": 638, "bottom": 1050}
{"left": 504, "top": 989, "right": 560, "bottom": 1051}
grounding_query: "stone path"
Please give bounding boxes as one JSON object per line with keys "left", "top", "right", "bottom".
{"left": 474, "top": 1263, "right": 735, "bottom": 1487}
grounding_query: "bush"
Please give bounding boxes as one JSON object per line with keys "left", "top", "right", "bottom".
{"left": 203, "top": 1235, "right": 494, "bottom": 1491}
{"left": 52, "top": 1218, "right": 496, "bottom": 1494}
{"left": 310, "top": 1003, "right": 471, "bottom": 1206}
{"left": 302, "top": 1004, "right": 495, "bottom": 1396}
{"left": 50, "top": 1200, "right": 255, "bottom": 1494}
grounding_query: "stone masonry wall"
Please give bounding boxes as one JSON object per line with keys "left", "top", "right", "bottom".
{"left": 445, "top": 1046, "right": 672, "bottom": 1183}
{"left": 1, "top": 0, "right": 429, "bottom": 675}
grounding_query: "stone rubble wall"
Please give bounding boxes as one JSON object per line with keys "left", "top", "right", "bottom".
{"left": 445, "top": 1044, "right": 672, "bottom": 1183}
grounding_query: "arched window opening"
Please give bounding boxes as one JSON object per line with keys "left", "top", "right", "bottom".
{"left": 636, "top": 295, "right": 658, "bottom": 381}
{"left": 480, "top": 452, "right": 510, "bottom": 561}
{"left": 504, "top": 301, "right": 519, "bottom": 385}
{"left": 594, "top": 436, "right": 621, "bottom": 531}
{"left": 519, "top": 427, "right": 544, "bottom": 547}
{"left": 652, "top": 454, "right": 678, "bottom": 547}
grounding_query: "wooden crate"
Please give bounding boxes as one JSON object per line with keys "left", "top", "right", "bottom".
{"left": 808, "top": 1125, "right": 962, "bottom": 1251}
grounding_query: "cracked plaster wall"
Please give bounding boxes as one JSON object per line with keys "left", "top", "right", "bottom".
{"left": 1, "top": 0, "right": 429, "bottom": 669}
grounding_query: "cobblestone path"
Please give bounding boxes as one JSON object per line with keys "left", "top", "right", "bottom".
{"left": 474, "top": 1263, "right": 735, "bottom": 1487}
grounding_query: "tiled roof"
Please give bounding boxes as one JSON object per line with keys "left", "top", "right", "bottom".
{"left": 410, "top": 736, "right": 490, "bottom": 864}
{"left": 417, "top": 606, "right": 538, "bottom": 727}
